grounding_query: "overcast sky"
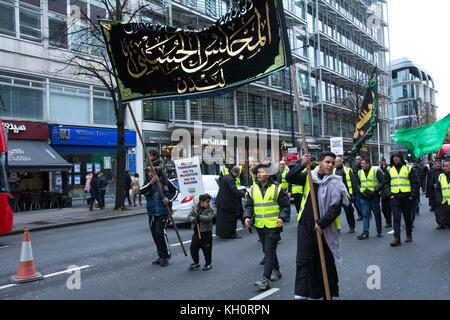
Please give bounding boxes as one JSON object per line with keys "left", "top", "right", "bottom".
{"left": 388, "top": 0, "right": 450, "bottom": 120}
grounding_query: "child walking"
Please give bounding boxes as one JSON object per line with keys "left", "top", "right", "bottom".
{"left": 188, "top": 194, "right": 215, "bottom": 271}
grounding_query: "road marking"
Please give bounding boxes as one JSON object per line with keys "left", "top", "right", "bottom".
{"left": 0, "top": 265, "right": 91, "bottom": 290}
{"left": 0, "top": 245, "right": 10, "bottom": 249}
{"left": 249, "top": 288, "right": 280, "bottom": 300}
{"left": 170, "top": 228, "right": 245, "bottom": 247}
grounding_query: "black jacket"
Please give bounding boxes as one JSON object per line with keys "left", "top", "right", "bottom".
{"left": 243, "top": 179, "right": 290, "bottom": 228}
{"left": 215, "top": 173, "right": 245, "bottom": 211}
{"left": 125, "top": 174, "right": 132, "bottom": 190}
{"left": 385, "top": 152, "right": 419, "bottom": 199}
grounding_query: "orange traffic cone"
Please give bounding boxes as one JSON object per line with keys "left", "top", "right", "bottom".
{"left": 10, "top": 229, "right": 43, "bottom": 284}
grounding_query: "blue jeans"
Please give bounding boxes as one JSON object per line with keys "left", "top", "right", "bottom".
{"left": 355, "top": 193, "right": 362, "bottom": 218}
{"left": 360, "top": 197, "right": 382, "bottom": 235}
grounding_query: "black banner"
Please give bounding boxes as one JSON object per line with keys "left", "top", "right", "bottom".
{"left": 100, "top": 0, "right": 291, "bottom": 102}
{"left": 351, "top": 67, "right": 379, "bottom": 155}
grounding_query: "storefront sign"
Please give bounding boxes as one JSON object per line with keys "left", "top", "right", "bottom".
{"left": 280, "top": 140, "right": 294, "bottom": 150}
{"left": 128, "top": 154, "right": 136, "bottom": 175}
{"left": 49, "top": 125, "right": 137, "bottom": 147}
{"left": 174, "top": 157, "right": 204, "bottom": 196}
{"left": 2, "top": 121, "right": 48, "bottom": 140}
{"left": 200, "top": 137, "right": 228, "bottom": 146}
{"left": 143, "top": 131, "right": 172, "bottom": 144}
{"left": 286, "top": 153, "right": 299, "bottom": 164}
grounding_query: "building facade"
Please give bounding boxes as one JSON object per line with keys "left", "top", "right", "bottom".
{"left": 0, "top": 0, "right": 393, "bottom": 197}
{"left": 391, "top": 57, "right": 438, "bottom": 154}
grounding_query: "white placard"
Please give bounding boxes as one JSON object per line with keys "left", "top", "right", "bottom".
{"left": 95, "top": 163, "right": 101, "bottom": 173}
{"left": 174, "top": 157, "right": 204, "bottom": 197}
{"left": 75, "top": 175, "right": 81, "bottom": 185}
{"left": 288, "top": 147, "right": 298, "bottom": 154}
{"left": 330, "top": 137, "right": 344, "bottom": 156}
{"left": 74, "top": 163, "right": 81, "bottom": 173}
{"left": 86, "top": 163, "right": 93, "bottom": 172}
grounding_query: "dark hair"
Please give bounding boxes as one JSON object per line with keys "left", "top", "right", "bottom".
{"left": 199, "top": 193, "right": 212, "bottom": 202}
{"left": 148, "top": 149, "right": 159, "bottom": 157}
{"left": 134, "top": 173, "right": 139, "bottom": 178}
{"left": 361, "top": 158, "right": 371, "bottom": 164}
{"left": 318, "top": 151, "right": 336, "bottom": 161}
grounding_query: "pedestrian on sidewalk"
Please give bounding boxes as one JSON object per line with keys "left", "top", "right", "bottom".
{"left": 131, "top": 173, "right": 142, "bottom": 207}
{"left": 141, "top": 165, "right": 178, "bottom": 267}
{"left": 89, "top": 173, "right": 99, "bottom": 211}
{"left": 187, "top": 193, "right": 215, "bottom": 271}
{"left": 244, "top": 163, "right": 290, "bottom": 291}
{"left": 85, "top": 172, "right": 93, "bottom": 206}
{"left": 286, "top": 152, "right": 349, "bottom": 300}
{"left": 97, "top": 172, "right": 107, "bottom": 210}
{"left": 125, "top": 170, "right": 132, "bottom": 207}
{"left": 379, "top": 159, "right": 392, "bottom": 228}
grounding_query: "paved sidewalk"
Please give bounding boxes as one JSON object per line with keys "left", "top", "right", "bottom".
{"left": 4, "top": 199, "right": 147, "bottom": 236}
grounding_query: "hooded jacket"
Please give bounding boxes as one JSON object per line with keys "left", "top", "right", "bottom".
{"left": 140, "top": 172, "right": 178, "bottom": 216}
{"left": 385, "top": 151, "right": 419, "bottom": 199}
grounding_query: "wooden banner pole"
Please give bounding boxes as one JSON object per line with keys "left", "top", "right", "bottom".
{"left": 290, "top": 65, "right": 331, "bottom": 300}
{"left": 127, "top": 103, "right": 187, "bottom": 256}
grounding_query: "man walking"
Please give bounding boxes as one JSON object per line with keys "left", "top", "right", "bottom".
{"left": 379, "top": 158, "right": 392, "bottom": 228}
{"left": 216, "top": 166, "right": 246, "bottom": 239}
{"left": 286, "top": 152, "right": 349, "bottom": 300}
{"left": 334, "top": 157, "right": 356, "bottom": 233}
{"left": 279, "top": 160, "right": 292, "bottom": 222}
{"left": 353, "top": 156, "right": 363, "bottom": 220}
{"left": 125, "top": 170, "right": 132, "bottom": 207}
{"left": 436, "top": 158, "right": 450, "bottom": 229}
{"left": 244, "top": 164, "right": 290, "bottom": 291}
{"left": 141, "top": 165, "right": 179, "bottom": 266}
{"left": 385, "top": 151, "right": 418, "bottom": 247}
{"left": 97, "top": 172, "right": 107, "bottom": 210}
{"left": 355, "top": 159, "right": 385, "bottom": 240}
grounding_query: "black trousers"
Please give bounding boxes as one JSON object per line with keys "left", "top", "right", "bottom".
{"left": 381, "top": 197, "right": 392, "bottom": 225}
{"left": 343, "top": 203, "right": 355, "bottom": 229}
{"left": 391, "top": 197, "right": 413, "bottom": 240}
{"left": 293, "top": 194, "right": 302, "bottom": 213}
{"left": 148, "top": 215, "right": 171, "bottom": 259}
{"left": 190, "top": 231, "right": 212, "bottom": 265}
{"left": 257, "top": 229, "right": 281, "bottom": 279}
{"left": 125, "top": 188, "right": 132, "bottom": 205}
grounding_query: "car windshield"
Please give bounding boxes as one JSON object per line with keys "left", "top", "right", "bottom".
{"left": 0, "top": 153, "right": 9, "bottom": 193}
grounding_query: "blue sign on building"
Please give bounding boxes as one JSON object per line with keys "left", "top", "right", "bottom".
{"left": 49, "top": 125, "right": 137, "bottom": 152}
{"left": 128, "top": 153, "right": 136, "bottom": 175}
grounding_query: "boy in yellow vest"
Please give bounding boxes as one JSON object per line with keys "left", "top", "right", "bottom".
{"left": 243, "top": 164, "right": 290, "bottom": 291}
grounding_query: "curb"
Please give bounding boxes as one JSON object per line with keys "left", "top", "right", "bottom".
{"left": 6, "top": 210, "right": 148, "bottom": 236}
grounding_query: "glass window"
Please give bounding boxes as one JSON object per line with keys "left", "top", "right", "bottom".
{"left": 19, "top": 3, "right": 41, "bottom": 42}
{"left": 49, "top": 16, "right": 68, "bottom": 48}
{"left": 143, "top": 100, "right": 170, "bottom": 122}
{"left": 94, "top": 98, "right": 116, "bottom": 126}
{"left": 236, "top": 91, "right": 247, "bottom": 127}
{"left": 0, "top": 0, "right": 16, "bottom": 36}
{"left": 48, "top": 0, "right": 67, "bottom": 15}
{"left": 272, "top": 99, "right": 281, "bottom": 130}
{"left": 0, "top": 83, "right": 45, "bottom": 120}
{"left": 50, "top": 90, "right": 90, "bottom": 123}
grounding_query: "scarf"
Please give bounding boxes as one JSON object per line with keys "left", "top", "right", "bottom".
{"left": 311, "top": 169, "right": 350, "bottom": 264}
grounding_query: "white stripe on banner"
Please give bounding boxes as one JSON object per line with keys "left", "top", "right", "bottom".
{"left": 19, "top": 242, "right": 33, "bottom": 262}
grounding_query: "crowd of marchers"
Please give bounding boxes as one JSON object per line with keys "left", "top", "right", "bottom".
{"left": 111, "top": 148, "right": 450, "bottom": 300}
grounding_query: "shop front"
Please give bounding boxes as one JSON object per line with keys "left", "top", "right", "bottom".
{"left": 143, "top": 130, "right": 177, "bottom": 179}
{"left": 4, "top": 120, "right": 73, "bottom": 210}
{"left": 49, "top": 125, "right": 137, "bottom": 200}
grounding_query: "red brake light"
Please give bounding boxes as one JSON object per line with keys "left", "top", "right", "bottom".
{"left": 181, "top": 196, "right": 194, "bottom": 204}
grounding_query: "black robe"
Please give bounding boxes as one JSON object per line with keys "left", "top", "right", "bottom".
{"left": 286, "top": 165, "right": 341, "bottom": 299}
{"left": 215, "top": 174, "right": 244, "bottom": 238}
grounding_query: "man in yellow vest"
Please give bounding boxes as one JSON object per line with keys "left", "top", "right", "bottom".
{"left": 243, "top": 164, "right": 290, "bottom": 291}
{"left": 334, "top": 157, "right": 356, "bottom": 233}
{"left": 385, "top": 151, "right": 418, "bottom": 246}
{"left": 434, "top": 158, "right": 450, "bottom": 229}
{"left": 356, "top": 158, "right": 385, "bottom": 240}
{"left": 286, "top": 151, "right": 350, "bottom": 300}
{"left": 219, "top": 157, "right": 245, "bottom": 188}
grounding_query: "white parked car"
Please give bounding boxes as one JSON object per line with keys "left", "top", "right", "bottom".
{"left": 171, "top": 175, "right": 247, "bottom": 223}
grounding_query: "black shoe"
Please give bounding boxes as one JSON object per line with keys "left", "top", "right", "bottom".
{"left": 270, "top": 270, "right": 282, "bottom": 281}
{"left": 349, "top": 228, "right": 355, "bottom": 233}
{"left": 188, "top": 263, "right": 200, "bottom": 271}
{"left": 259, "top": 257, "right": 265, "bottom": 265}
{"left": 377, "top": 233, "right": 383, "bottom": 238}
{"left": 168, "top": 252, "right": 172, "bottom": 259}
{"left": 390, "top": 238, "right": 401, "bottom": 247}
{"left": 202, "top": 264, "right": 212, "bottom": 271}
{"left": 357, "top": 233, "right": 369, "bottom": 240}
{"left": 255, "top": 277, "right": 271, "bottom": 290}
{"left": 152, "top": 258, "right": 161, "bottom": 265}
{"left": 160, "top": 258, "right": 169, "bottom": 267}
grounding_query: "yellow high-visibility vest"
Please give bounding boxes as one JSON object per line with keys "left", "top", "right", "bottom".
{"left": 358, "top": 168, "right": 379, "bottom": 193}
{"left": 438, "top": 173, "right": 450, "bottom": 205}
{"left": 389, "top": 165, "right": 412, "bottom": 193}
{"left": 333, "top": 167, "right": 353, "bottom": 195}
{"left": 298, "top": 175, "right": 341, "bottom": 230}
{"left": 292, "top": 168, "right": 306, "bottom": 195}
{"left": 281, "top": 168, "right": 290, "bottom": 190}
{"left": 249, "top": 184, "right": 281, "bottom": 228}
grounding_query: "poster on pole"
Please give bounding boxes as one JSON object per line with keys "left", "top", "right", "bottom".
{"left": 330, "top": 137, "right": 344, "bottom": 156}
{"left": 174, "top": 157, "right": 204, "bottom": 197}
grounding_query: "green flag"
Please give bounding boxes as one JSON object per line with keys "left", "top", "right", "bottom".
{"left": 392, "top": 113, "right": 450, "bottom": 157}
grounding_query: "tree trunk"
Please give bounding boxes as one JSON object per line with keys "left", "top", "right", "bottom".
{"left": 115, "top": 99, "right": 127, "bottom": 210}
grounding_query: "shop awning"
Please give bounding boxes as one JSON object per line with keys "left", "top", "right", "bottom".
{"left": 7, "top": 140, "right": 72, "bottom": 172}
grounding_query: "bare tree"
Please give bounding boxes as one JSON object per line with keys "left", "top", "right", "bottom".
{"left": 52, "top": 0, "right": 156, "bottom": 210}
